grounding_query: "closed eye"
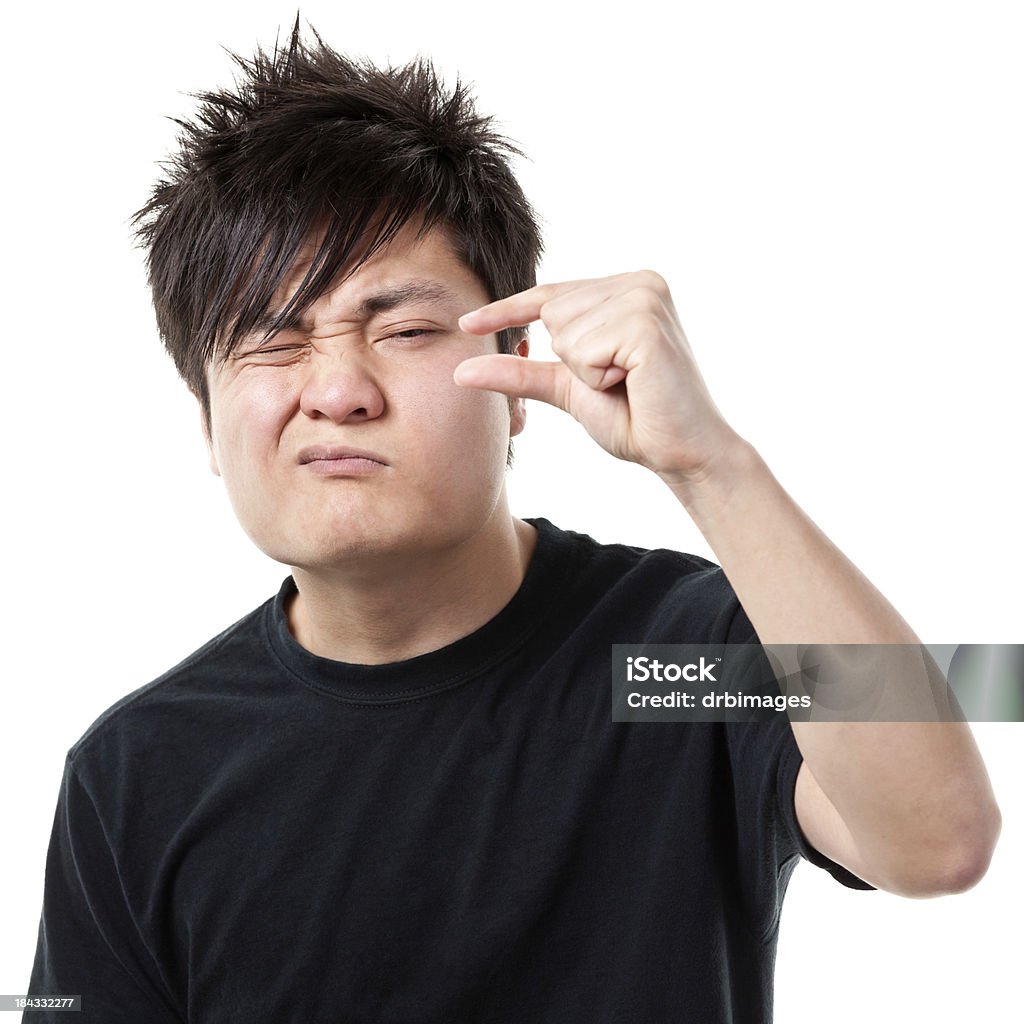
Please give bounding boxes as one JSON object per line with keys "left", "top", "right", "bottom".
{"left": 235, "top": 344, "right": 308, "bottom": 359}
{"left": 235, "top": 329, "right": 437, "bottom": 360}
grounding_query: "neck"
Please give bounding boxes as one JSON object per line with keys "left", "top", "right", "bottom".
{"left": 285, "top": 511, "right": 538, "bottom": 665}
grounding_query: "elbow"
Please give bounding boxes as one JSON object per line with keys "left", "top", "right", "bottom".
{"left": 897, "top": 802, "right": 1003, "bottom": 898}
{"left": 943, "top": 801, "right": 1002, "bottom": 894}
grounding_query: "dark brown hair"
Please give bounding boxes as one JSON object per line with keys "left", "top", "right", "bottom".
{"left": 130, "top": 13, "right": 543, "bottom": 464}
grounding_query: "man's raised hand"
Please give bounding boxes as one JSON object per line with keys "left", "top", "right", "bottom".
{"left": 454, "top": 270, "right": 743, "bottom": 485}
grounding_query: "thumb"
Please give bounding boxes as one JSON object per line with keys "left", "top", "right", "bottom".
{"left": 453, "top": 354, "right": 567, "bottom": 409}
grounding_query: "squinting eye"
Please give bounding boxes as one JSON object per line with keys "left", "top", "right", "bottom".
{"left": 389, "top": 329, "right": 433, "bottom": 340}
{"left": 238, "top": 345, "right": 307, "bottom": 359}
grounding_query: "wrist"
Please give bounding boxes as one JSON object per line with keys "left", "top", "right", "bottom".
{"left": 656, "top": 433, "right": 762, "bottom": 514}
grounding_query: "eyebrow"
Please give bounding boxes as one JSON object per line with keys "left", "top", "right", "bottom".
{"left": 244, "top": 281, "right": 464, "bottom": 342}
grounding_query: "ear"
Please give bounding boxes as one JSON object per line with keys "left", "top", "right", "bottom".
{"left": 509, "top": 335, "right": 530, "bottom": 438}
{"left": 192, "top": 391, "right": 221, "bottom": 477}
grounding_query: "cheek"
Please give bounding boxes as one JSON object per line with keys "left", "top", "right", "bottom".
{"left": 212, "top": 376, "right": 298, "bottom": 470}
{"left": 399, "top": 358, "right": 510, "bottom": 453}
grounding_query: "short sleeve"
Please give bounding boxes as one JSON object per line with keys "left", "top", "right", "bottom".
{"left": 25, "top": 756, "right": 182, "bottom": 1023}
{"left": 721, "top": 596, "right": 876, "bottom": 939}
{"left": 773, "top": 720, "right": 877, "bottom": 890}
{"left": 722, "top": 713, "right": 877, "bottom": 948}
{"left": 727, "top": 711, "right": 877, "bottom": 890}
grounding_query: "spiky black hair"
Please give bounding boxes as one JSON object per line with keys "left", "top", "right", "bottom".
{"left": 131, "top": 13, "right": 543, "bottom": 466}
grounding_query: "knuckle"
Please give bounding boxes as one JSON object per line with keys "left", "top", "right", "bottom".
{"left": 633, "top": 268, "right": 670, "bottom": 297}
{"left": 539, "top": 297, "right": 566, "bottom": 331}
{"left": 625, "top": 285, "right": 666, "bottom": 316}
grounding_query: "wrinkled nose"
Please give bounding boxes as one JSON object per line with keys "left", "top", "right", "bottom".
{"left": 298, "top": 353, "right": 385, "bottom": 423}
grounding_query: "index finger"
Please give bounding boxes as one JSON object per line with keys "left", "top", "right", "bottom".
{"left": 458, "top": 279, "right": 595, "bottom": 335}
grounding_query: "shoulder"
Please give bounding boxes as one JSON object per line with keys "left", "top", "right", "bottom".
{"left": 67, "top": 592, "right": 278, "bottom": 769}
{"left": 532, "top": 518, "right": 752, "bottom": 643}
{"left": 533, "top": 516, "right": 721, "bottom": 582}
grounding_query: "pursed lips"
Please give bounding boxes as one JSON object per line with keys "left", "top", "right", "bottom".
{"left": 297, "top": 446, "right": 389, "bottom": 474}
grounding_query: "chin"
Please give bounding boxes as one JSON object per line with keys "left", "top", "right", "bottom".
{"left": 260, "top": 521, "right": 442, "bottom": 572}
{"left": 251, "top": 494, "right": 501, "bottom": 571}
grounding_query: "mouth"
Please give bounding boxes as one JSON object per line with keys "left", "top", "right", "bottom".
{"left": 298, "top": 445, "right": 389, "bottom": 475}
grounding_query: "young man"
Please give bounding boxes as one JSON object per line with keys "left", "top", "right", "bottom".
{"left": 26, "top": 19, "right": 1000, "bottom": 1023}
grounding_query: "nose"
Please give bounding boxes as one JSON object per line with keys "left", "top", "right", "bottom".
{"left": 298, "top": 350, "right": 385, "bottom": 423}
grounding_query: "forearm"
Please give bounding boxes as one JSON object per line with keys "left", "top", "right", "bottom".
{"left": 660, "top": 435, "right": 1001, "bottom": 886}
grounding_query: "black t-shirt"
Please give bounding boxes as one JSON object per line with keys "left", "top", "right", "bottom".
{"left": 26, "top": 517, "right": 874, "bottom": 1023}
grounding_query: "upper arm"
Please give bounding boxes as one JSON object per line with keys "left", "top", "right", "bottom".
{"left": 795, "top": 756, "right": 1001, "bottom": 898}
{"left": 794, "top": 759, "right": 892, "bottom": 892}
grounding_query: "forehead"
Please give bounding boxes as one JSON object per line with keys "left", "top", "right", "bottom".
{"left": 273, "top": 219, "right": 484, "bottom": 314}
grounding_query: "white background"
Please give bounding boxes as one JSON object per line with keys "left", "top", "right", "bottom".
{"left": 4, "top": 1, "right": 1021, "bottom": 1018}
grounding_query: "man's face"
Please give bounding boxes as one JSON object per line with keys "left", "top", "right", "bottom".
{"left": 202, "top": 220, "right": 527, "bottom": 571}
